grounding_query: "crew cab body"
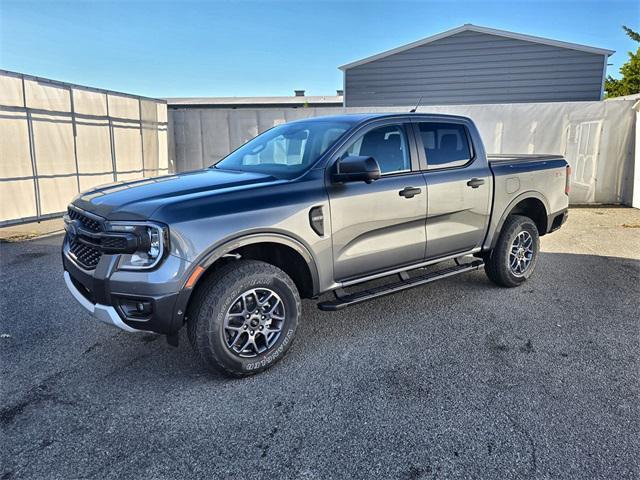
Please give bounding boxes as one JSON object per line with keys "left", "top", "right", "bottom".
{"left": 62, "top": 113, "right": 569, "bottom": 375}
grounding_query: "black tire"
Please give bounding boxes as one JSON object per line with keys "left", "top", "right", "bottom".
{"left": 484, "top": 215, "right": 540, "bottom": 288}
{"left": 187, "top": 260, "right": 301, "bottom": 377}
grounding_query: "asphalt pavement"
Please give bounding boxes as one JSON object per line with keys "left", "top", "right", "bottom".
{"left": 1, "top": 208, "right": 638, "bottom": 479}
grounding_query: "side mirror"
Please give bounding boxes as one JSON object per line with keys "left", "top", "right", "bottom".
{"left": 332, "top": 156, "right": 381, "bottom": 184}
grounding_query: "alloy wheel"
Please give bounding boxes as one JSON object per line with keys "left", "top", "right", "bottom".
{"left": 222, "top": 288, "right": 285, "bottom": 358}
{"left": 509, "top": 230, "right": 534, "bottom": 276}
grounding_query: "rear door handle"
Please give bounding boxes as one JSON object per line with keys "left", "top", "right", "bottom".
{"left": 466, "top": 178, "right": 485, "bottom": 188}
{"left": 399, "top": 187, "right": 422, "bottom": 198}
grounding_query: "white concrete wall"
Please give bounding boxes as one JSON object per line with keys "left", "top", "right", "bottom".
{"left": 169, "top": 100, "right": 637, "bottom": 205}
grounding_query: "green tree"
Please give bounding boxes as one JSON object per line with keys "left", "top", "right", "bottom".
{"left": 623, "top": 26, "right": 640, "bottom": 42}
{"left": 605, "top": 26, "right": 640, "bottom": 98}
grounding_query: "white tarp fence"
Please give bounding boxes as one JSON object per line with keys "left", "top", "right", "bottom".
{"left": 0, "top": 70, "right": 169, "bottom": 225}
{"left": 169, "top": 100, "right": 636, "bottom": 205}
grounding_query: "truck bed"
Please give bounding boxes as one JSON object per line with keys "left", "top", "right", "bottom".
{"left": 485, "top": 152, "right": 569, "bottom": 250}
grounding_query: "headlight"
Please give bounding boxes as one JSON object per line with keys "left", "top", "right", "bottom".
{"left": 106, "top": 222, "right": 168, "bottom": 270}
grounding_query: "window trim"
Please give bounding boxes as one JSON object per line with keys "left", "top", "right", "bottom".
{"left": 329, "top": 120, "right": 419, "bottom": 177}
{"left": 412, "top": 121, "right": 477, "bottom": 172}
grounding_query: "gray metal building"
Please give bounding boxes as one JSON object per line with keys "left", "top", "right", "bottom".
{"left": 340, "top": 24, "right": 614, "bottom": 107}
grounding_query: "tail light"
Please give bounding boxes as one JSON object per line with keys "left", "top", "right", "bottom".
{"left": 565, "top": 165, "right": 572, "bottom": 195}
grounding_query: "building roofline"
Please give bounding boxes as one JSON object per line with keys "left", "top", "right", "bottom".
{"left": 165, "top": 95, "right": 343, "bottom": 108}
{"left": 339, "top": 24, "right": 615, "bottom": 71}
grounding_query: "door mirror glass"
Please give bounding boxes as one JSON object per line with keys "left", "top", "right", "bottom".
{"left": 332, "top": 156, "right": 381, "bottom": 183}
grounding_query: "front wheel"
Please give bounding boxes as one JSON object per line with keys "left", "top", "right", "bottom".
{"left": 187, "top": 260, "right": 301, "bottom": 377}
{"left": 484, "top": 215, "right": 540, "bottom": 288}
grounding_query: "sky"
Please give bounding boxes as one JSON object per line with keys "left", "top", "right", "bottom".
{"left": 0, "top": 0, "right": 638, "bottom": 99}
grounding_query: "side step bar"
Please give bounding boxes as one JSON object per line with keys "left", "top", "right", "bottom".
{"left": 318, "top": 260, "right": 484, "bottom": 311}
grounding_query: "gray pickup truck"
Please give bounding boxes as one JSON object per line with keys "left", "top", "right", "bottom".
{"left": 62, "top": 113, "right": 569, "bottom": 376}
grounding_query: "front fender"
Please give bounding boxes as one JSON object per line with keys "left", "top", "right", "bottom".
{"left": 198, "top": 232, "right": 319, "bottom": 288}
{"left": 171, "top": 232, "right": 321, "bottom": 326}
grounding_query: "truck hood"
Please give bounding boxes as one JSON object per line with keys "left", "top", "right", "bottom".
{"left": 72, "top": 168, "right": 278, "bottom": 220}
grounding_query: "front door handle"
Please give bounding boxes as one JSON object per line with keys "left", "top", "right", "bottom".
{"left": 399, "top": 187, "right": 422, "bottom": 198}
{"left": 467, "top": 178, "right": 485, "bottom": 188}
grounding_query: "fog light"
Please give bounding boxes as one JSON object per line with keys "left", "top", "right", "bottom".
{"left": 117, "top": 298, "right": 153, "bottom": 319}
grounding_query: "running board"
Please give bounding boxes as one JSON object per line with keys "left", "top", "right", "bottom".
{"left": 317, "top": 260, "right": 484, "bottom": 311}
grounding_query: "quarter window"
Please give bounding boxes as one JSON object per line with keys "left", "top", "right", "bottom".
{"left": 418, "top": 123, "right": 472, "bottom": 169}
{"left": 343, "top": 124, "right": 410, "bottom": 175}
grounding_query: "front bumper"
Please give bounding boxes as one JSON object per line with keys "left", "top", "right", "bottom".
{"left": 64, "top": 271, "right": 141, "bottom": 332}
{"left": 62, "top": 237, "right": 191, "bottom": 334}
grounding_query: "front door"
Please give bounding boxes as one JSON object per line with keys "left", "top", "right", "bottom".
{"left": 327, "top": 122, "right": 427, "bottom": 281}
{"left": 413, "top": 120, "right": 491, "bottom": 259}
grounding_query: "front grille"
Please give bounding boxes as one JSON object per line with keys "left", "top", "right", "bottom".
{"left": 67, "top": 207, "right": 102, "bottom": 233}
{"left": 67, "top": 207, "right": 104, "bottom": 270}
{"left": 69, "top": 239, "right": 102, "bottom": 269}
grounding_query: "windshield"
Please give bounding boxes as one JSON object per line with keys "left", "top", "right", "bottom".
{"left": 213, "top": 120, "right": 351, "bottom": 178}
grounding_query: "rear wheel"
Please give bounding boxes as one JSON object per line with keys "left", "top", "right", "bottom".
{"left": 187, "top": 260, "right": 301, "bottom": 376}
{"left": 485, "top": 215, "right": 540, "bottom": 287}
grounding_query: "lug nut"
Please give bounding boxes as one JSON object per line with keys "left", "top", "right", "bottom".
{"left": 250, "top": 330, "right": 254, "bottom": 335}
{"left": 243, "top": 325, "right": 247, "bottom": 329}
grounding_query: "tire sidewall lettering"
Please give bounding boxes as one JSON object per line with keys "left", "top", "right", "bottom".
{"left": 244, "top": 328, "right": 294, "bottom": 371}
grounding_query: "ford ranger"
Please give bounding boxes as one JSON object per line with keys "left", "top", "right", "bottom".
{"left": 62, "top": 113, "right": 570, "bottom": 376}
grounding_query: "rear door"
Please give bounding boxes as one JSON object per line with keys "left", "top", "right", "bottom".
{"left": 327, "top": 120, "right": 427, "bottom": 281}
{"left": 412, "top": 119, "right": 491, "bottom": 260}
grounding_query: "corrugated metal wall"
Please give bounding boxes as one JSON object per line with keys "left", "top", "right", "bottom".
{"left": 168, "top": 100, "right": 636, "bottom": 205}
{"left": 344, "top": 30, "right": 607, "bottom": 107}
{"left": 0, "top": 70, "right": 169, "bottom": 226}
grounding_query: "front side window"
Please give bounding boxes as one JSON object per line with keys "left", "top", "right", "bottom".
{"left": 418, "top": 122, "right": 472, "bottom": 169}
{"left": 214, "top": 120, "right": 351, "bottom": 179}
{"left": 342, "top": 124, "right": 410, "bottom": 175}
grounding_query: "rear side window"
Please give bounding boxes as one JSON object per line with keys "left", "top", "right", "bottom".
{"left": 418, "top": 122, "right": 472, "bottom": 169}
{"left": 342, "top": 124, "right": 410, "bottom": 175}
